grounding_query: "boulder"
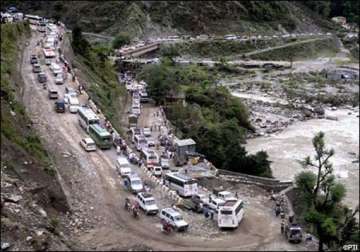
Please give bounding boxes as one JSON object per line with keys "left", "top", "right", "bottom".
{"left": 314, "top": 106, "right": 325, "bottom": 115}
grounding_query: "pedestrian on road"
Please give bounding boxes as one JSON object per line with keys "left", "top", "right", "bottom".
{"left": 281, "top": 220, "right": 285, "bottom": 234}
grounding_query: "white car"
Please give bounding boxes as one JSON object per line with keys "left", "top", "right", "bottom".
{"left": 160, "top": 157, "right": 170, "bottom": 169}
{"left": 159, "top": 208, "right": 189, "bottom": 232}
{"left": 68, "top": 96, "right": 80, "bottom": 113}
{"left": 80, "top": 137, "right": 96, "bottom": 152}
{"left": 55, "top": 75, "right": 64, "bottom": 85}
{"left": 151, "top": 165, "right": 162, "bottom": 177}
{"left": 143, "top": 127, "right": 151, "bottom": 137}
{"left": 115, "top": 157, "right": 132, "bottom": 177}
{"left": 136, "top": 192, "right": 159, "bottom": 215}
{"left": 45, "top": 58, "right": 52, "bottom": 65}
{"left": 64, "top": 91, "right": 77, "bottom": 104}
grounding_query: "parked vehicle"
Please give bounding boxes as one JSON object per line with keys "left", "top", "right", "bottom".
{"left": 88, "top": 124, "right": 112, "bottom": 150}
{"left": 183, "top": 193, "right": 207, "bottom": 213}
{"left": 141, "top": 149, "right": 159, "bottom": 169}
{"left": 68, "top": 96, "right": 80, "bottom": 113}
{"left": 164, "top": 172, "right": 198, "bottom": 197}
{"left": 32, "top": 63, "right": 41, "bottom": 73}
{"left": 37, "top": 72, "right": 47, "bottom": 83}
{"left": 160, "top": 157, "right": 170, "bottom": 169}
{"left": 48, "top": 89, "right": 58, "bottom": 99}
{"left": 134, "top": 135, "right": 147, "bottom": 151}
{"left": 54, "top": 100, "right": 65, "bottom": 113}
{"left": 50, "top": 62, "right": 62, "bottom": 76}
{"left": 45, "top": 58, "right": 52, "bottom": 65}
{"left": 217, "top": 199, "right": 245, "bottom": 229}
{"left": 55, "top": 74, "right": 64, "bottom": 85}
{"left": 159, "top": 208, "right": 189, "bottom": 232}
{"left": 136, "top": 192, "right": 159, "bottom": 215}
{"left": 124, "top": 173, "right": 144, "bottom": 194}
{"left": 115, "top": 157, "right": 132, "bottom": 177}
{"left": 130, "top": 127, "right": 142, "bottom": 143}
{"left": 64, "top": 90, "right": 77, "bottom": 104}
{"left": 30, "top": 55, "right": 38, "bottom": 64}
{"left": 143, "top": 127, "right": 151, "bottom": 137}
{"left": 80, "top": 137, "right": 96, "bottom": 152}
{"left": 146, "top": 137, "right": 155, "bottom": 147}
{"left": 151, "top": 164, "right": 162, "bottom": 177}
{"left": 285, "top": 223, "right": 303, "bottom": 243}
{"left": 78, "top": 107, "right": 100, "bottom": 133}
{"left": 214, "top": 190, "right": 237, "bottom": 202}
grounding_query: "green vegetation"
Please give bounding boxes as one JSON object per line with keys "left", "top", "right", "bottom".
{"left": 250, "top": 38, "right": 339, "bottom": 61}
{"left": 112, "top": 32, "right": 131, "bottom": 49}
{"left": 1, "top": 22, "right": 50, "bottom": 165}
{"left": 71, "top": 27, "right": 126, "bottom": 132}
{"left": 295, "top": 132, "right": 359, "bottom": 251}
{"left": 139, "top": 61, "right": 272, "bottom": 177}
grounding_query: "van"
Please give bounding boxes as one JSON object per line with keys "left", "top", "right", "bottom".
{"left": 124, "top": 173, "right": 144, "bottom": 194}
{"left": 68, "top": 96, "right": 80, "bottom": 113}
{"left": 152, "top": 165, "right": 162, "bottom": 177}
{"left": 134, "top": 135, "right": 147, "bottom": 151}
{"left": 115, "top": 157, "right": 132, "bottom": 177}
{"left": 50, "top": 63, "right": 62, "bottom": 76}
{"left": 80, "top": 137, "right": 96, "bottom": 152}
{"left": 37, "top": 72, "right": 47, "bottom": 83}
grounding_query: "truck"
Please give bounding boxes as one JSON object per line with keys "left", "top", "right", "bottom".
{"left": 285, "top": 223, "right": 303, "bottom": 243}
{"left": 181, "top": 193, "right": 207, "bottom": 213}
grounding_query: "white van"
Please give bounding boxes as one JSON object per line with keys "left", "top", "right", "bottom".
{"left": 116, "top": 157, "right": 132, "bottom": 177}
{"left": 68, "top": 96, "right": 80, "bottom": 113}
{"left": 160, "top": 208, "right": 189, "bottom": 232}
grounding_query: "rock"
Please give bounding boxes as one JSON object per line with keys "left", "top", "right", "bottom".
{"left": 36, "top": 230, "right": 44, "bottom": 236}
{"left": 314, "top": 106, "right": 325, "bottom": 115}
{"left": 10, "top": 110, "right": 16, "bottom": 117}
{"left": 348, "top": 112, "right": 352, "bottom": 115}
{"left": 38, "top": 208, "right": 47, "bottom": 218}
{"left": 1, "top": 242, "right": 11, "bottom": 250}
{"left": 4, "top": 194, "right": 22, "bottom": 203}
{"left": 90, "top": 206, "right": 94, "bottom": 210}
{"left": 23, "top": 161, "right": 28, "bottom": 165}
{"left": 26, "top": 236, "right": 33, "bottom": 242}
{"left": 303, "top": 109, "right": 312, "bottom": 117}
{"left": 331, "top": 106, "right": 337, "bottom": 111}
{"left": 325, "top": 116, "right": 338, "bottom": 121}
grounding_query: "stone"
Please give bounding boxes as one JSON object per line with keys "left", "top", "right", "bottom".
{"left": 5, "top": 194, "right": 22, "bottom": 203}
{"left": 26, "top": 236, "right": 33, "bottom": 242}
{"left": 38, "top": 208, "right": 47, "bottom": 218}
{"left": 314, "top": 106, "right": 325, "bottom": 115}
{"left": 1, "top": 242, "right": 11, "bottom": 250}
{"left": 325, "top": 116, "right": 338, "bottom": 121}
{"left": 36, "top": 230, "right": 44, "bottom": 236}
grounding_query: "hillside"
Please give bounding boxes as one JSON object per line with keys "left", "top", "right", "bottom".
{"left": 1, "top": 22, "right": 76, "bottom": 251}
{"left": 3, "top": 1, "right": 335, "bottom": 39}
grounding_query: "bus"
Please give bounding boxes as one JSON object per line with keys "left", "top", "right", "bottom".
{"left": 217, "top": 199, "right": 245, "bottom": 229}
{"left": 88, "top": 124, "right": 112, "bottom": 150}
{"left": 78, "top": 107, "right": 100, "bottom": 133}
{"left": 24, "top": 14, "right": 42, "bottom": 25}
{"left": 140, "top": 149, "right": 159, "bottom": 168}
{"left": 164, "top": 172, "right": 198, "bottom": 197}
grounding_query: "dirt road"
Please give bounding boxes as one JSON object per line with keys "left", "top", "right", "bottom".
{"left": 20, "top": 27, "right": 312, "bottom": 250}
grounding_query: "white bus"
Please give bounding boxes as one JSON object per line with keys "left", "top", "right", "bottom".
{"left": 217, "top": 199, "right": 245, "bottom": 229}
{"left": 141, "top": 149, "right": 159, "bottom": 168}
{"left": 164, "top": 172, "right": 198, "bottom": 197}
{"left": 78, "top": 107, "right": 100, "bottom": 133}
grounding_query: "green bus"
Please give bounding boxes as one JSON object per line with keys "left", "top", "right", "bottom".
{"left": 88, "top": 124, "right": 112, "bottom": 150}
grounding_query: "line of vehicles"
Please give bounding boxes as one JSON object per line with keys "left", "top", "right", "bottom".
{"left": 28, "top": 16, "right": 246, "bottom": 233}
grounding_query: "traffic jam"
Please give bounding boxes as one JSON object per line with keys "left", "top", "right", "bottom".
{"left": 27, "top": 14, "right": 246, "bottom": 235}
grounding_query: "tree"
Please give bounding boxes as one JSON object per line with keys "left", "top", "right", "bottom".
{"left": 112, "top": 32, "right": 130, "bottom": 49}
{"left": 296, "top": 132, "right": 359, "bottom": 251}
{"left": 72, "top": 25, "right": 90, "bottom": 57}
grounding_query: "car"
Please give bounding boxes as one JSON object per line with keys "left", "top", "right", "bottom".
{"left": 115, "top": 157, "right": 132, "bottom": 177}
{"left": 54, "top": 100, "right": 65, "bottom": 113}
{"left": 68, "top": 96, "right": 80, "bottom": 113}
{"left": 45, "top": 58, "right": 52, "bottom": 65}
{"left": 136, "top": 192, "right": 159, "bottom": 215}
{"left": 50, "top": 63, "right": 62, "bottom": 76}
{"left": 146, "top": 137, "right": 155, "bottom": 147}
{"left": 48, "top": 89, "right": 58, "bottom": 99}
{"left": 37, "top": 72, "right": 47, "bottom": 83}
{"left": 30, "top": 55, "right": 38, "bottom": 64}
{"left": 160, "top": 157, "right": 170, "bottom": 169}
{"left": 143, "top": 127, "right": 151, "bottom": 137}
{"left": 80, "top": 137, "right": 96, "bottom": 152}
{"left": 159, "top": 208, "right": 189, "bottom": 232}
{"left": 123, "top": 173, "right": 144, "bottom": 194}
{"left": 64, "top": 91, "right": 77, "bottom": 104}
{"left": 32, "top": 64, "right": 41, "bottom": 73}
{"left": 55, "top": 74, "right": 64, "bottom": 85}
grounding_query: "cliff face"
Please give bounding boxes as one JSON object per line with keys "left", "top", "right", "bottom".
{"left": 3, "top": 1, "right": 333, "bottom": 38}
{"left": 1, "top": 22, "right": 73, "bottom": 251}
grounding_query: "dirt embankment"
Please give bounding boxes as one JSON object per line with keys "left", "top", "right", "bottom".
{"left": 1, "top": 23, "right": 75, "bottom": 251}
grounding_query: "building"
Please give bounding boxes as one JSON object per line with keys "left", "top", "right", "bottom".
{"left": 173, "top": 138, "right": 196, "bottom": 166}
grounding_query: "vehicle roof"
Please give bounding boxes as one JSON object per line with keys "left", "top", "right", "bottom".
{"left": 174, "top": 138, "right": 196, "bottom": 146}
{"left": 78, "top": 107, "right": 99, "bottom": 121}
{"left": 83, "top": 137, "right": 95, "bottom": 144}
{"left": 222, "top": 199, "right": 243, "bottom": 207}
{"left": 90, "top": 124, "right": 111, "bottom": 137}
{"left": 162, "top": 208, "right": 181, "bottom": 216}
{"left": 117, "top": 156, "right": 129, "bottom": 164}
{"left": 167, "top": 172, "right": 194, "bottom": 181}
{"left": 139, "top": 192, "right": 154, "bottom": 199}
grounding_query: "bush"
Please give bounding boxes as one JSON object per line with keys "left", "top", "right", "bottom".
{"left": 112, "top": 32, "right": 130, "bottom": 49}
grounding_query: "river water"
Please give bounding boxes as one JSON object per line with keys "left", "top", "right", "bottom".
{"left": 246, "top": 107, "right": 359, "bottom": 210}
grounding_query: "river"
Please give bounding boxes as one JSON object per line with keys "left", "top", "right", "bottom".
{"left": 246, "top": 107, "right": 359, "bottom": 210}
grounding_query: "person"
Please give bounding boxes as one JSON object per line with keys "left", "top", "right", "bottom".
{"left": 116, "top": 145, "right": 121, "bottom": 155}
{"left": 281, "top": 220, "right": 285, "bottom": 234}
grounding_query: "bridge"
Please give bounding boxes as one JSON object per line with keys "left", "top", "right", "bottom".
{"left": 116, "top": 42, "right": 160, "bottom": 59}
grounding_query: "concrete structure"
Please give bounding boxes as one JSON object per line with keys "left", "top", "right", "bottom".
{"left": 173, "top": 138, "right": 196, "bottom": 166}
{"left": 116, "top": 43, "right": 160, "bottom": 59}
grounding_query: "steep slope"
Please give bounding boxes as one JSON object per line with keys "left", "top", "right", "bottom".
{"left": 1, "top": 22, "right": 75, "bottom": 251}
{"left": 4, "top": 1, "right": 334, "bottom": 39}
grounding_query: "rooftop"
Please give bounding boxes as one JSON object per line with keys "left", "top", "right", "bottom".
{"left": 175, "top": 138, "right": 196, "bottom": 147}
